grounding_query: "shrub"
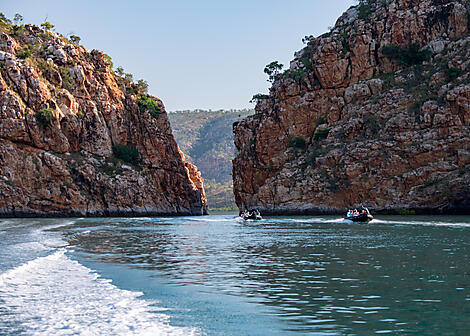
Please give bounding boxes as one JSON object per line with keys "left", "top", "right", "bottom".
{"left": 103, "top": 54, "right": 113, "bottom": 69}
{"left": 69, "top": 34, "right": 81, "bottom": 44}
{"left": 446, "top": 67, "right": 462, "bottom": 82}
{"left": 358, "top": 3, "right": 372, "bottom": 20}
{"left": 36, "top": 108, "right": 55, "bottom": 126}
{"left": 458, "top": 167, "right": 469, "bottom": 175}
{"left": 0, "top": 12, "right": 11, "bottom": 25}
{"left": 59, "top": 66, "right": 74, "bottom": 91}
{"left": 113, "top": 144, "right": 140, "bottom": 166}
{"left": 316, "top": 117, "right": 326, "bottom": 126}
{"left": 338, "top": 32, "right": 351, "bottom": 55}
{"left": 11, "top": 24, "right": 26, "bottom": 37}
{"left": 137, "top": 95, "right": 162, "bottom": 119}
{"left": 313, "top": 128, "right": 330, "bottom": 140}
{"left": 16, "top": 45, "right": 32, "bottom": 59}
{"left": 100, "top": 160, "right": 123, "bottom": 176}
{"left": 299, "top": 47, "right": 314, "bottom": 70}
{"left": 40, "top": 21, "right": 54, "bottom": 30}
{"left": 288, "top": 136, "right": 306, "bottom": 149}
{"left": 36, "top": 58, "right": 52, "bottom": 73}
{"left": 136, "top": 79, "right": 148, "bottom": 94}
{"left": 115, "top": 66, "right": 125, "bottom": 76}
{"left": 382, "top": 43, "right": 431, "bottom": 66}
{"left": 250, "top": 93, "right": 269, "bottom": 103}
{"left": 302, "top": 35, "right": 314, "bottom": 44}
{"left": 400, "top": 44, "right": 431, "bottom": 65}
{"left": 283, "top": 68, "right": 307, "bottom": 84}
{"left": 382, "top": 44, "right": 401, "bottom": 57}
{"left": 13, "top": 14, "right": 23, "bottom": 25}
{"left": 363, "top": 114, "right": 380, "bottom": 133}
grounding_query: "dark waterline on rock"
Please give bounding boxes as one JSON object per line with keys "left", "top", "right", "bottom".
{"left": 1, "top": 215, "right": 470, "bottom": 335}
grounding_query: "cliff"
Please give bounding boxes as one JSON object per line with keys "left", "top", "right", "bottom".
{"left": 233, "top": 0, "right": 470, "bottom": 215}
{"left": 0, "top": 20, "right": 207, "bottom": 216}
{"left": 169, "top": 109, "right": 252, "bottom": 209}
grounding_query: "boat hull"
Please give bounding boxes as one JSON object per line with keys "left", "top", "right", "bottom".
{"left": 241, "top": 215, "right": 262, "bottom": 221}
{"left": 344, "top": 214, "right": 373, "bottom": 222}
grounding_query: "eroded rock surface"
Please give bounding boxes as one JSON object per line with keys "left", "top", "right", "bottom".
{"left": 233, "top": 0, "right": 470, "bottom": 214}
{"left": 0, "top": 24, "right": 207, "bottom": 216}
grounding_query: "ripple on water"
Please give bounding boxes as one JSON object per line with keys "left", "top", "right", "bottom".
{"left": 37, "top": 214, "right": 470, "bottom": 335}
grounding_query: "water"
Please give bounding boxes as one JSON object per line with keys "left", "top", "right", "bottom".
{"left": 1, "top": 215, "right": 470, "bottom": 335}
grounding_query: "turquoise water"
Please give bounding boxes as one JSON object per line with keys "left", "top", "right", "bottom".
{"left": 1, "top": 215, "right": 470, "bottom": 335}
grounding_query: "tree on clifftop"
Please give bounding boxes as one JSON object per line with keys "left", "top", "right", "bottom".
{"left": 264, "top": 61, "right": 283, "bottom": 82}
{"left": 69, "top": 34, "right": 81, "bottom": 45}
{"left": 40, "top": 21, "right": 54, "bottom": 30}
{"left": 13, "top": 14, "right": 23, "bottom": 25}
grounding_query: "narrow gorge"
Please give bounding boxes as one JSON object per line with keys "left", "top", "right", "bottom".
{"left": 0, "top": 21, "right": 207, "bottom": 216}
{"left": 233, "top": 0, "right": 470, "bottom": 214}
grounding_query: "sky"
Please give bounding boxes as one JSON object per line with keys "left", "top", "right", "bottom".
{"left": 2, "top": 0, "right": 355, "bottom": 111}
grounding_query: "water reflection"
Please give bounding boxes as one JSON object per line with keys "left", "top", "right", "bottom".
{"left": 55, "top": 216, "right": 470, "bottom": 334}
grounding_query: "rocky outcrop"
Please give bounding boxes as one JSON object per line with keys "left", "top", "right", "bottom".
{"left": 0, "top": 23, "right": 207, "bottom": 216}
{"left": 233, "top": 0, "right": 470, "bottom": 214}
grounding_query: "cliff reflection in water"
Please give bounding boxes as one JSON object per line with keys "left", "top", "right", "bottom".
{"left": 56, "top": 215, "right": 470, "bottom": 334}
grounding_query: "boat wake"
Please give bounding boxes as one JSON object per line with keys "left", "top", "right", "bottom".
{"left": 0, "top": 249, "right": 198, "bottom": 335}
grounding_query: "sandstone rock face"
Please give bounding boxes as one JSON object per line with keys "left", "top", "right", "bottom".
{"left": 0, "top": 24, "right": 207, "bottom": 217}
{"left": 233, "top": 0, "right": 470, "bottom": 214}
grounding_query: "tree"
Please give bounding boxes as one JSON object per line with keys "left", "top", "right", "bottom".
{"left": 250, "top": 93, "right": 269, "bottom": 104}
{"left": 40, "top": 21, "right": 55, "bottom": 30}
{"left": 136, "top": 79, "right": 149, "bottom": 94}
{"left": 115, "top": 66, "right": 125, "bottom": 76}
{"left": 13, "top": 14, "right": 23, "bottom": 25}
{"left": 69, "top": 34, "right": 81, "bottom": 44}
{"left": 0, "top": 13, "right": 11, "bottom": 24}
{"left": 103, "top": 54, "right": 113, "bottom": 69}
{"left": 264, "top": 61, "right": 283, "bottom": 82}
{"left": 124, "top": 73, "right": 133, "bottom": 83}
{"left": 283, "top": 68, "right": 307, "bottom": 84}
{"left": 302, "top": 35, "right": 314, "bottom": 44}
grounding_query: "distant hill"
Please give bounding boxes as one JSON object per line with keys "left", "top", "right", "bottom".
{"left": 169, "top": 109, "right": 253, "bottom": 210}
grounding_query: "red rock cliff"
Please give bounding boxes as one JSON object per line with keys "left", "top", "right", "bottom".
{"left": 233, "top": 0, "right": 470, "bottom": 214}
{"left": 0, "top": 23, "right": 207, "bottom": 216}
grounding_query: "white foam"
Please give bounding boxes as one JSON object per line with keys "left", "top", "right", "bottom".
{"left": 372, "top": 219, "right": 470, "bottom": 228}
{"left": 324, "top": 218, "right": 347, "bottom": 223}
{"left": 186, "top": 216, "right": 235, "bottom": 222}
{"left": 0, "top": 249, "right": 198, "bottom": 335}
{"left": 11, "top": 241, "right": 50, "bottom": 252}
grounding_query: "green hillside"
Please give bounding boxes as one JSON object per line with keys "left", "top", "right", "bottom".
{"left": 168, "top": 109, "right": 253, "bottom": 210}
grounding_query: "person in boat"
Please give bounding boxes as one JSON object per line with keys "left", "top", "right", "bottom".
{"left": 358, "top": 206, "right": 370, "bottom": 215}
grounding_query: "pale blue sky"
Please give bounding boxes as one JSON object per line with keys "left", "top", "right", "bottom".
{"left": 3, "top": 1, "right": 355, "bottom": 111}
